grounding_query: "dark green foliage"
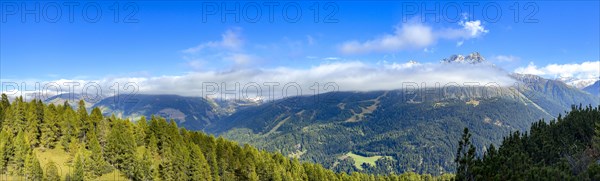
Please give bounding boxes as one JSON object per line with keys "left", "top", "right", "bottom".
{"left": 11, "top": 131, "right": 29, "bottom": 175}
{"left": 40, "top": 105, "right": 60, "bottom": 149}
{"left": 189, "top": 144, "right": 212, "bottom": 181}
{"left": 0, "top": 130, "right": 11, "bottom": 174}
{"left": 71, "top": 148, "right": 85, "bottom": 181}
{"left": 24, "top": 151, "right": 43, "bottom": 181}
{"left": 92, "top": 94, "right": 223, "bottom": 130}
{"left": 132, "top": 148, "right": 152, "bottom": 181}
{"left": 87, "top": 131, "right": 111, "bottom": 177}
{"left": 105, "top": 119, "right": 136, "bottom": 178}
{"left": 458, "top": 105, "right": 600, "bottom": 180}
{"left": 1, "top": 94, "right": 452, "bottom": 180}
{"left": 454, "top": 128, "right": 476, "bottom": 181}
{"left": 212, "top": 89, "right": 569, "bottom": 174}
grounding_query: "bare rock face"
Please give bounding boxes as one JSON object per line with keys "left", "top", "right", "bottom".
{"left": 442, "top": 52, "right": 486, "bottom": 64}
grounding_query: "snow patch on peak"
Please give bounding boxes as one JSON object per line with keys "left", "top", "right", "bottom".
{"left": 441, "top": 52, "right": 486, "bottom": 64}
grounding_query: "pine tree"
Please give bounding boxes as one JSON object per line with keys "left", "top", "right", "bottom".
{"left": 189, "top": 144, "right": 212, "bottom": 181}
{"left": 24, "top": 151, "right": 43, "bottom": 180}
{"left": 61, "top": 108, "right": 78, "bottom": 151}
{"left": 11, "top": 131, "right": 30, "bottom": 175}
{"left": 455, "top": 127, "right": 476, "bottom": 181}
{"left": 25, "top": 104, "right": 41, "bottom": 147}
{"left": 593, "top": 121, "right": 600, "bottom": 151}
{"left": 89, "top": 107, "right": 103, "bottom": 131}
{"left": 105, "top": 119, "right": 136, "bottom": 178}
{"left": 40, "top": 105, "right": 59, "bottom": 149}
{"left": 97, "top": 112, "right": 112, "bottom": 148}
{"left": 71, "top": 148, "right": 86, "bottom": 181}
{"left": 77, "top": 100, "right": 89, "bottom": 141}
{"left": 87, "top": 131, "right": 111, "bottom": 177}
{"left": 0, "top": 130, "right": 10, "bottom": 174}
{"left": 133, "top": 148, "right": 152, "bottom": 181}
{"left": 135, "top": 116, "right": 148, "bottom": 147}
{"left": 0, "top": 94, "right": 9, "bottom": 128}
{"left": 148, "top": 134, "right": 159, "bottom": 156}
{"left": 5, "top": 98, "right": 26, "bottom": 134}
{"left": 44, "top": 160, "right": 60, "bottom": 181}
{"left": 159, "top": 144, "right": 176, "bottom": 181}
{"left": 68, "top": 137, "right": 81, "bottom": 159}
{"left": 0, "top": 94, "right": 9, "bottom": 110}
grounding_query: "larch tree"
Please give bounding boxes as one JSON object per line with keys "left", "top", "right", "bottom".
{"left": 11, "top": 131, "right": 30, "bottom": 175}
{"left": 455, "top": 128, "right": 477, "bottom": 181}
{"left": 189, "top": 144, "right": 212, "bottom": 181}
{"left": 105, "top": 119, "right": 136, "bottom": 178}
{"left": 24, "top": 151, "right": 43, "bottom": 181}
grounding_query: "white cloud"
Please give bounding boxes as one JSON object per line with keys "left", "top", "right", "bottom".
{"left": 423, "top": 48, "right": 435, "bottom": 53}
{"left": 437, "top": 20, "right": 489, "bottom": 40}
{"left": 323, "top": 57, "right": 340, "bottom": 61}
{"left": 225, "top": 53, "right": 258, "bottom": 65}
{"left": 3, "top": 61, "right": 516, "bottom": 102}
{"left": 340, "top": 19, "right": 489, "bottom": 54}
{"left": 181, "top": 28, "right": 258, "bottom": 68}
{"left": 306, "top": 35, "right": 315, "bottom": 45}
{"left": 456, "top": 41, "right": 464, "bottom": 47}
{"left": 182, "top": 28, "right": 243, "bottom": 54}
{"left": 461, "top": 20, "right": 489, "bottom": 37}
{"left": 514, "top": 61, "right": 600, "bottom": 79}
{"left": 340, "top": 22, "right": 434, "bottom": 54}
{"left": 494, "top": 55, "right": 520, "bottom": 62}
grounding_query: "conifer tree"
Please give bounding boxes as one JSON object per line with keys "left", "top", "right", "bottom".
{"left": 87, "top": 131, "right": 111, "bottom": 176}
{"left": 135, "top": 116, "right": 148, "bottom": 147}
{"left": 61, "top": 108, "right": 78, "bottom": 151}
{"left": 24, "top": 151, "right": 43, "bottom": 180}
{"left": 189, "top": 144, "right": 212, "bottom": 181}
{"left": 72, "top": 148, "right": 86, "bottom": 181}
{"left": 133, "top": 148, "right": 152, "bottom": 181}
{"left": 5, "top": 98, "right": 26, "bottom": 134}
{"left": 89, "top": 107, "right": 103, "bottom": 129}
{"left": 25, "top": 104, "right": 41, "bottom": 147}
{"left": 0, "top": 94, "right": 9, "bottom": 113}
{"left": 455, "top": 128, "right": 477, "bottom": 181}
{"left": 77, "top": 100, "right": 89, "bottom": 140}
{"left": 97, "top": 112, "right": 112, "bottom": 147}
{"left": 105, "top": 120, "right": 136, "bottom": 178}
{"left": 159, "top": 144, "right": 176, "bottom": 181}
{"left": 68, "top": 137, "right": 81, "bottom": 159}
{"left": 148, "top": 134, "right": 159, "bottom": 156}
{"left": 0, "top": 130, "right": 10, "bottom": 174}
{"left": 0, "top": 94, "right": 9, "bottom": 129}
{"left": 593, "top": 122, "right": 600, "bottom": 151}
{"left": 11, "top": 131, "right": 29, "bottom": 175}
{"left": 40, "top": 105, "right": 59, "bottom": 149}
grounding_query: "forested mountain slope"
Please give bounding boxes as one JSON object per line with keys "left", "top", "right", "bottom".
{"left": 92, "top": 94, "right": 223, "bottom": 130}
{"left": 0, "top": 94, "right": 453, "bottom": 180}
{"left": 455, "top": 105, "right": 600, "bottom": 180}
{"left": 209, "top": 75, "right": 599, "bottom": 175}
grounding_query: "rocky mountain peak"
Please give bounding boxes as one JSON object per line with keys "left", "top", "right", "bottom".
{"left": 441, "top": 52, "right": 486, "bottom": 64}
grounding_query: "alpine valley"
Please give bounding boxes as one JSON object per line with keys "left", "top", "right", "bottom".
{"left": 43, "top": 53, "right": 600, "bottom": 175}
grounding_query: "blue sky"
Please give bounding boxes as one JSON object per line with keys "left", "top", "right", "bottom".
{"left": 1, "top": 1, "right": 599, "bottom": 98}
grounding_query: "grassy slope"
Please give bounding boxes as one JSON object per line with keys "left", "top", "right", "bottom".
{"left": 1, "top": 145, "right": 128, "bottom": 181}
{"left": 345, "top": 152, "right": 388, "bottom": 170}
